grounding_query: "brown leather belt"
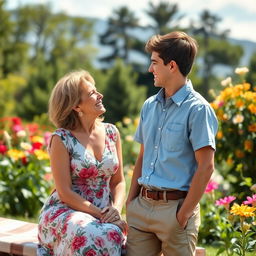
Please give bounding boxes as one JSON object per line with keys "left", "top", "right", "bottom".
{"left": 141, "top": 187, "right": 187, "bottom": 200}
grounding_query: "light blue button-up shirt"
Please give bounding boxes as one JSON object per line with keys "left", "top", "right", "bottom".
{"left": 134, "top": 80, "right": 218, "bottom": 191}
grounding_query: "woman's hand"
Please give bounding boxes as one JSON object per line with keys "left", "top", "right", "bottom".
{"left": 100, "top": 206, "right": 121, "bottom": 223}
{"left": 112, "top": 219, "right": 128, "bottom": 235}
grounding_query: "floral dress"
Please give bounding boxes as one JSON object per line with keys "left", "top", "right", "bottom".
{"left": 37, "top": 123, "right": 125, "bottom": 256}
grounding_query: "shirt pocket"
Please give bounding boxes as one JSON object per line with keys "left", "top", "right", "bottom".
{"left": 162, "top": 123, "right": 184, "bottom": 151}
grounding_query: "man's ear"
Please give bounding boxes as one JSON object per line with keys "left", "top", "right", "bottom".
{"left": 169, "top": 60, "right": 177, "bottom": 70}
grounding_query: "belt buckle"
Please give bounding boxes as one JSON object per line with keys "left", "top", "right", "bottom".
{"left": 144, "top": 188, "right": 152, "bottom": 200}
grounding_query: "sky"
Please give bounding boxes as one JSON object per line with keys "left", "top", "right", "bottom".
{"left": 6, "top": 0, "right": 256, "bottom": 42}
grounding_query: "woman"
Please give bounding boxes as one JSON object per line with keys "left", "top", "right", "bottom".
{"left": 38, "top": 70, "right": 127, "bottom": 256}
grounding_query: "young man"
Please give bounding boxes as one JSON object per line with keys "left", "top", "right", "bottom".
{"left": 126, "top": 31, "right": 218, "bottom": 256}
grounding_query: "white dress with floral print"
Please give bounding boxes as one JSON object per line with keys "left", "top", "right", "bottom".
{"left": 37, "top": 123, "right": 125, "bottom": 256}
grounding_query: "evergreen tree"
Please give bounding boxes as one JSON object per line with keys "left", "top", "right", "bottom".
{"left": 103, "top": 59, "right": 146, "bottom": 123}
{"left": 99, "top": 6, "right": 139, "bottom": 65}
{"left": 191, "top": 10, "right": 243, "bottom": 99}
{"left": 246, "top": 52, "right": 256, "bottom": 86}
{"left": 146, "top": 0, "right": 183, "bottom": 34}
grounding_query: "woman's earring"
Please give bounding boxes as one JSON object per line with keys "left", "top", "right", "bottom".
{"left": 78, "top": 111, "right": 83, "bottom": 117}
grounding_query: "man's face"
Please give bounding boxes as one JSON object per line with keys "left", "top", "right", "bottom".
{"left": 148, "top": 51, "right": 171, "bottom": 88}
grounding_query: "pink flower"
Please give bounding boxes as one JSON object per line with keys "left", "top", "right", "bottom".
{"left": 243, "top": 194, "right": 256, "bottom": 206}
{"left": 205, "top": 180, "right": 219, "bottom": 193}
{"left": 79, "top": 166, "right": 98, "bottom": 179}
{"left": 215, "top": 196, "right": 236, "bottom": 208}
{"left": 44, "top": 132, "right": 52, "bottom": 146}
{"left": 71, "top": 236, "right": 87, "bottom": 251}
{"left": 95, "top": 236, "right": 105, "bottom": 247}
{"left": 85, "top": 249, "right": 97, "bottom": 256}
{"left": 107, "top": 229, "right": 121, "bottom": 244}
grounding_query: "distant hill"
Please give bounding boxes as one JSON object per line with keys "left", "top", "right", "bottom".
{"left": 90, "top": 18, "right": 256, "bottom": 72}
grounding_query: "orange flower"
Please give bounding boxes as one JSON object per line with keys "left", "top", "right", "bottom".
{"left": 248, "top": 124, "right": 256, "bottom": 132}
{"left": 235, "top": 150, "right": 245, "bottom": 158}
{"left": 226, "top": 157, "right": 233, "bottom": 166}
{"left": 248, "top": 104, "right": 256, "bottom": 114}
{"left": 235, "top": 99, "right": 244, "bottom": 108}
{"left": 244, "top": 140, "right": 253, "bottom": 152}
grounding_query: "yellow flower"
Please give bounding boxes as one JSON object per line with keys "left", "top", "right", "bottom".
{"left": 134, "top": 117, "right": 140, "bottom": 127}
{"left": 216, "top": 131, "right": 223, "bottom": 139}
{"left": 232, "top": 114, "right": 244, "bottom": 124}
{"left": 235, "top": 67, "right": 249, "bottom": 76}
{"left": 230, "top": 203, "right": 256, "bottom": 217}
{"left": 7, "top": 149, "right": 25, "bottom": 161}
{"left": 244, "top": 140, "right": 253, "bottom": 152}
{"left": 123, "top": 117, "right": 131, "bottom": 125}
{"left": 248, "top": 103, "right": 256, "bottom": 114}
{"left": 125, "top": 135, "right": 133, "bottom": 142}
{"left": 31, "top": 136, "right": 44, "bottom": 143}
{"left": 34, "top": 149, "right": 49, "bottom": 160}
{"left": 226, "top": 157, "right": 233, "bottom": 166}
{"left": 127, "top": 169, "right": 133, "bottom": 177}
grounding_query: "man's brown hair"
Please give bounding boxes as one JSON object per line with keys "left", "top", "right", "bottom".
{"left": 145, "top": 31, "right": 198, "bottom": 76}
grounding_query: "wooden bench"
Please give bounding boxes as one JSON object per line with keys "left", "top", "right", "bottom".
{"left": 0, "top": 217, "right": 206, "bottom": 256}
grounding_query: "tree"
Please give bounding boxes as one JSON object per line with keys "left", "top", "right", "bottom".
{"left": 99, "top": 6, "right": 139, "bottom": 64}
{"left": 103, "top": 59, "right": 146, "bottom": 123}
{"left": 191, "top": 10, "right": 243, "bottom": 99}
{"left": 246, "top": 52, "right": 256, "bottom": 86}
{"left": 145, "top": 0, "right": 183, "bottom": 34}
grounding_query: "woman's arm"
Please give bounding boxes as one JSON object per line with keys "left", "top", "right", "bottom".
{"left": 101, "top": 129, "right": 126, "bottom": 223}
{"left": 50, "top": 135, "right": 102, "bottom": 219}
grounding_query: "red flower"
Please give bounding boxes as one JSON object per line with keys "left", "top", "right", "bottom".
{"left": 96, "top": 189, "right": 104, "bottom": 198}
{"left": 107, "top": 229, "right": 121, "bottom": 244}
{"left": 32, "top": 142, "right": 43, "bottom": 150}
{"left": 79, "top": 166, "right": 98, "bottom": 179}
{"left": 71, "top": 236, "right": 87, "bottom": 251}
{"left": 85, "top": 249, "right": 97, "bottom": 256}
{"left": 0, "top": 144, "right": 7, "bottom": 154}
{"left": 49, "top": 208, "right": 69, "bottom": 222}
{"left": 21, "top": 156, "right": 28, "bottom": 165}
{"left": 11, "top": 117, "right": 22, "bottom": 125}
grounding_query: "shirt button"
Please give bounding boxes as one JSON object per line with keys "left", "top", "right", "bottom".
{"left": 151, "top": 162, "right": 153, "bottom": 166}
{"left": 158, "top": 127, "right": 161, "bottom": 130}
{"left": 146, "top": 176, "right": 149, "bottom": 179}
{"left": 163, "top": 109, "right": 166, "bottom": 112}
{"left": 155, "top": 146, "right": 158, "bottom": 149}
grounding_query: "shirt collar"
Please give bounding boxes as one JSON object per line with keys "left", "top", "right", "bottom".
{"left": 155, "top": 80, "right": 193, "bottom": 107}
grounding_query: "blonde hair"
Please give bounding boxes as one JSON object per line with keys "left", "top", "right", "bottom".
{"left": 48, "top": 70, "right": 95, "bottom": 129}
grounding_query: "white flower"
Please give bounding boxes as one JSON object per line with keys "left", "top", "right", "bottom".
{"left": 232, "top": 114, "right": 244, "bottom": 124}
{"left": 221, "top": 77, "right": 232, "bottom": 87}
{"left": 235, "top": 67, "right": 249, "bottom": 75}
{"left": 0, "top": 159, "right": 10, "bottom": 166}
{"left": 16, "top": 130, "right": 26, "bottom": 137}
{"left": 20, "top": 142, "right": 32, "bottom": 151}
{"left": 3, "top": 131, "right": 11, "bottom": 141}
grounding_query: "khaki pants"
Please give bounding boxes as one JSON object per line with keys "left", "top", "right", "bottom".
{"left": 126, "top": 194, "right": 200, "bottom": 256}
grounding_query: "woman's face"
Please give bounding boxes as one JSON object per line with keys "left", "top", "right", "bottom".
{"left": 77, "top": 80, "right": 106, "bottom": 117}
